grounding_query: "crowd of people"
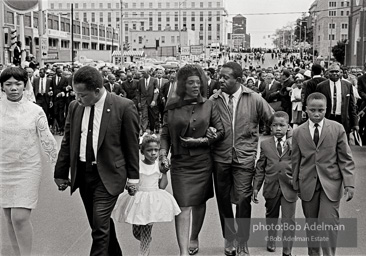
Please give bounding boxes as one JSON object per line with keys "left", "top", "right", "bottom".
{"left": 0, "top": 54, "right": 365, "bottom": 256}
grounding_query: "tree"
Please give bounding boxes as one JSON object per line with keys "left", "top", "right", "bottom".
{"left": 332, "top": 40, "right": 347, "bottom": 65}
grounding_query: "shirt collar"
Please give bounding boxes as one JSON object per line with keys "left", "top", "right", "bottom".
{"left": 309, "top": 118, "right": 324, "bottom": 129}
{"left": 94, "top": 89, "right": 107, "bottom": 109}
{"left": 223, "top": 86, "right": 242, "bottom": 100}
{"left": 274, "top": 135, "right": 286, "bottom": 143}
{"left": 313, "top": 75, "right": 322, "bottom": 78}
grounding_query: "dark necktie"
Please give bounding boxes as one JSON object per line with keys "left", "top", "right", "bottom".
{"left": 86, "top": 105, "right": 95, "bottom": 172}
{"left": 333, "top": 82, "right": 337, "bottom": 115}
{"left": 228, "top": 95, "right": 234, "bottom": 118}
{"left": 314, "top": 123, "right": 319, "bottom": 146}
{"left": 277, "top": 138, "right": 282, "bottom": 155}
{"left": 40, "top": 78, "right": 44, "bottom": 94}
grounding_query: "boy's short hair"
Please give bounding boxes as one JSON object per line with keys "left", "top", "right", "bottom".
{"left": 306, "top": 92, "right": 327, "bottom": 105}
{"left": 270, "top": 111, "right": 289, "bottom": 124}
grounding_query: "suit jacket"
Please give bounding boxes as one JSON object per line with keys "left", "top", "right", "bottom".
{"left": 292, "top": 119, "right": 355, "bottom": 202}
{"left": 279, "top": 77, "right": 295, "bottom": 109}
{"left": 122, "top": 79, "right": 138, "bottom": 102}
{"left": 357, "top": 74, "right": 366, "bottom": 102}
{"left": 156, "top": 78, "right": 168, "bottom": 106}
{"left": 105, "top": 82, "right": 126, "bottom": 97}
{"left": 161, "top": 81, "right": 172, "bottom": 101}
{"left": 52, "top": 75, "right": 67, "bottom": 103}
{"left": 54, "top": 92, "right": 140, "bottom": 196}
{"left": 137, "top": 76, "right": 159, "bottom": 105}
{"left": 262, "top": 80, "right": 282, "bottom": 103}
{"left": 302, "top": 76, "right": 327, "bottom": 110}
{"left": 254, "top": 137, "right": 298, "bottom": 202}
{"left": 256, "top": 80, "right": 267, "bottom": 94}
{"left": 33, "top": 77, "right": 52, "bottom": 104}
{"left": 13, "top": 46, "right": 21, "bottom": 64}
{"left": 315, "top": 79, "right": 358, "bottom": 133}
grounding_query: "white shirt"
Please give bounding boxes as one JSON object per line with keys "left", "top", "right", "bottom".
{"left": 39, "top": 77, "right": 47, "bottom": 94}
{"left": 79, "top": 90, "right": 107, "bottom": 162}
{"left": 223, "top": 86, "right": 242, "bottom": 132}
{"left": 145, "top": 77, "right": 150, "bottom": 89}
{"left": 330, "top": 79, "right": 342, "bottom": 115}
{"left": 273, "top": 135, "right": 286, "bottom": 152}
{"left": 309, "top": 119, "right": 324, "bottom": 140}
{"left": 157, "top": 78, "right": 163, "bottom": 88}
{"left": 268, "top": 80, "right": 274, "bottom": 90}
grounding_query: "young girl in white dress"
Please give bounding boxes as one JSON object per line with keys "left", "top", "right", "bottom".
{"left": 112, "top": 134, "right": 181, "bottom": 256}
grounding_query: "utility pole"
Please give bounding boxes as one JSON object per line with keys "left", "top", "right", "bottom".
{"left": 329, "top": 18, "right": 333, "bottom": 66}
{"left": 362, "top": 0, "right": 365, "bottom": 67}
{"left": 111, "top": 27, "right": 114, "bottom": 62}
{"left": 120, "top": 0, "right": 124, "bottom": 65}
{"left": 71, "top": 3, "right": 74, "bottom": 67}
{"left": 37, "top": 0, "right": 44, "bottom": 67}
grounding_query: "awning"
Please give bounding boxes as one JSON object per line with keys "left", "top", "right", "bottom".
{"left": 112, "top": 51, "right": 145, "bottom": 57}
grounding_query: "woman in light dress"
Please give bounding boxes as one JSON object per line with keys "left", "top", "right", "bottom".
{"left": 0, "top": 67, "right": 58, "bottom": 256}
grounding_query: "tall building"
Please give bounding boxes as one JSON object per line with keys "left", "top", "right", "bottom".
{"left": 230, "top": 14, "right": 250, "bottom": 49}
{"left": 346, "top": 0, "right": 366, "bottom": 67}
{"left": 48, "top": 0, "right": 229, "bottom": 47}
{"left": 310, "top": 0, "right": 350, "bottom": 60}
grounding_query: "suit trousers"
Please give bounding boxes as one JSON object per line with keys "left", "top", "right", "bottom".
{"left": 54, "top": 100, "right": 66, "bottom": 131}
{"left": 35, "top": 94, "right": 49, "bottom": 117}
{"left": 78, "top": 162, "right": 122, "bottom": 256}
{"left": 213, "top": 161, "right": 254, "bottom": 244}
{"left": 265, "top": 188, "right": 296, "bottom": 255}
{"left": 148, "top": 105, "right": 159, "bottom": 132}
{"left": 301, "top": 184, "right": 340, "bottom": 256}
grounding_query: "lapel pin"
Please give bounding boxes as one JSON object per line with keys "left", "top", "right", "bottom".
{"left": 107, "top": 109, "right": 111, "bottom": 113}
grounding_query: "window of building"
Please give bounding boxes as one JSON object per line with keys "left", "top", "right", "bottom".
{"left": 175, "top": 24, "right": 178, "bottom": 30}
{"left": 158, "top": 12, "right": 162, "bottom": 22}
{"left": 217, "top": 11, "right": 221, "bottom": 21}
{"left": 66, "top": 23, "right": 70, "bottom": 32}
{"left": 132, "top": 3, "right": 136, "bottom": 8}
{"left": 191, "top": 12, "right": 195, "bottom": 22}
{"left": 217, "top": 2, "right": 220, "bottom": 7}
{"left": 158, "top": 24, "right": 162, "bottom": 30}
{"left": 328, "top": 34, "right": 335, "bottom": 40}
{"left": 107, "top": 3, "right": 111, "bottom": 8}
{"left": 83, "top": 3, "right": 86, "bottom": 9}
{"left": 162, "top": 36, "right": 165, "bottom": 43}
{"left": 175, "top": 2, "right": 178, "bottom": 7}
{"left": 50, "top": 3, "right": 54, "bottom": 9}
{"left": 341, "top": 34, "right": 348, "bottom": 40}
{"left": 200, "top": 35, "right": 203, "bottom": 40}
{"left": 341, "top": 11, "right": 344, "bottom": 16}
{"left": 75, "top": 3, "right": 79, "bottom": 8}
{"left": 200, "top": 12, "right": 203, "bottom": 22}
{"left": 84, "top": 13, "right": 87, "bottom": 22}
{"left": 208, "top": 2, "right": 212, "bottom": 7}
{"left": 191, "top": 2, "right": 195, "bottom": 8}
{"left": 347, "top": 11, "right": 349, "bottom": 15}
{"left": 208, "top": 24, "right": 212, "bottom": 31}
{"left": 208, "top": 11, "right": 212, "bottom": 22}
{"left": 182, "top": 2, "right": 186, "bottom": 7}
{"left": 183, "top": 12, "right": 187, "bottom": 22}
{"left": 61, "top": 40, "right": 69, "bottom": 48}
{"left": 166, "top": 2, "right": 170, "bottom": 8}
{"left": 75, "top": 12, "right": 79, "bottom": 20}
{"left": 347, "top": 1, "right": 350, "bottom": 6}
{"left": 125, "top": 23, "right": 129, "bottom": 32}
{"left": 100, "top": 12, "right": 103, "bottom": 23}
{"left": 208, "top": 35, "right": 212, "bottom": 40}
{"left": 329, "top": 23, "right": 335, "bottom": 29}
{"left": 200, "top": 2, "right": 203, "bottom": 8}
{"left": 139, "top": 36, "right": 143, "bottom": 44}
{"left": 58, "top": 3, "right": 62, "bottom": 9}
{"left": 200, "top": 23, "right": 203, "bottom": 31}
{"left": 329, "top": 1, "right": 336, "bottom": 7}
{"left": 341, "top": 1, "right": 344, "bottom": 6}
{"left": 149, "top": 2, "right": 153, "bottom": 8}
{"left": 191, "top": 24, "right": 195, "bottom": 30}
{"left": 329, "top": 11, "right": 336, "bottom": 16}
{"left": 116, "top": 3, "right": 119, "bottom": 9}
{"left": 167, "top": 16, "right": 170, "bottom": 22}
{"left": 175, "top": 12, "right": 178, "bottom": 22}
{"left": 125, "top": 12, "right": 128, "bottom": 18}
{"left": 125, "top": 3, "right": 128, "bottom": 8}
{"left": 108, "top": 12, "right": 111, "bottom": 22}
{"left": 99, "top": 3, "right": 103, "bottom": 9}
{"left": 132, "top": 24, "right": 136, "bottom": 30}
{"left": 158, "top": 2, "right": 162, "bottom": 8}
{"left": 116, "top": 12, "right": 120, "bottom": 22}
{"left": 141, "top": 2, "right": 144, "bottom": 8}
{"left": 141, "top": 12, "right": 144, "bottom": 17}
{"left": 341, "top": 23, "right": 348, "bottom": 29}
{"left": 217, "top": 24, "right": 220, "bottom": 31}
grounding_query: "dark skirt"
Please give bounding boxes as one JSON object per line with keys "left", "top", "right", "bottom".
{"left": 170, "top": 154, "right": 214, "bottom": 207}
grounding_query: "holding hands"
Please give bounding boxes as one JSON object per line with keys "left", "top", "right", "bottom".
{"left": 54, "top": 178, "right": 71, "bottom": 191}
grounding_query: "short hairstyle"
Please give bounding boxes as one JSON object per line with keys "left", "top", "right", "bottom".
{"left": 270, "top": 111, "right": 289, "bottom": 124}
{"left": 0, "top": 67, "right": 28, "bottom": 86}
{"left": 140, "top": 134, "right": 160, "bottom": 152}
{"left": 176, "top": 64, "right": 207, "bottom": 98}
{"left": 73, "top": 66, "right": 103, "bottom": 91}
{"left": 282, "top": 69, "right": 291, "bottom": 78}
{"left": 311, "top": 63, "right": 322, "bottom": 76}
{"left": 306, "top": 92, "right": 327, "bottom": 105}
{"left": 222, "top": 62, "right": 243, "bottom": 79}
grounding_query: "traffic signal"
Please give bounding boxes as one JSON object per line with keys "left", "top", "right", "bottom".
{"left": 178, "top": 46, "right": 181, "bottom": 53}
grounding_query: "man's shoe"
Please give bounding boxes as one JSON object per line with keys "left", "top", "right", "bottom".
{"left": 267, "top": 241, "right": 276, "bottom": 252}
{"left": 282, "top": 253, "right": 292, "bottom": 256}
{"left": 224, "top": 239, "right": 236, "bottom": 256}
{"left": 236, "top": 242, "right": 249, "bottom": 256}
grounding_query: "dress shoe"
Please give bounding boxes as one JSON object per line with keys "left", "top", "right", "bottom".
{"left": 267, "top": 241, "right": 276, "bottom": 252}
{"left": 188, "top": 240, "right": 199, "bottom": 255}
{"left": 236, "top": 242, "right": 249, "bottom": 256}
{"left": 282, "top": 253, "right": 292, "bottom": 256}
{"left": 224, "top": 239, "right": 236, "bottom": 256}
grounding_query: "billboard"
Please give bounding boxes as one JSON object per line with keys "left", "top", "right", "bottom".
{"left": 190, "top": 45, "right": 203, "bottom": 55}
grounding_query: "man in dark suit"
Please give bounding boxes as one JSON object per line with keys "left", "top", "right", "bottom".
{"left": 205, "top": 70, "right": 220, "bottom": 97}
{"left": 137, "top": 68, "right": 159, "bottom": 133}
{"left": 302, "top": 63, "right": 326, "bottom": 110}
{"left": 33, "top": 68, "right": 52, "bottom": 116}
{"left": 161, "top": 72, "right": 176, "bottom": 106}
{"left": 52, "top": 68, "right": 67, "bottom": 135}
{"left": 122, "top": 71, "right": 139, "bottom": 108}
{"left": 357, "top": 63, "right": 366, "bottom": 140}
{"left": 155, "top": 69, "right": 168, "bottom": 126}
{"left": 262, "top": 73, "right": 282, "bottom": 134}
{"left": 315, "top": 63, "right": 358, "bottom": 135}
{"left": 13, "top": 41, "right": 22, "bottom": 66}
{"left": 54, "top": 66, "right": 139, "bottom": 256}
{"left": 279, "top": 69, "right": 295, "bottom": 120}
{"left": 256, "top": 71, "right": 268, "bottom": 94}
{"left": 104, "top": 74, "right": 126, "bottom": 97}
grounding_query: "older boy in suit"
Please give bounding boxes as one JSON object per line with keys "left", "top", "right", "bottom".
{"left": 292, "top": 92, "right": 355, "bottom": 256}
{"left": 253, "top": 111, "right": 297, "bottom": 256}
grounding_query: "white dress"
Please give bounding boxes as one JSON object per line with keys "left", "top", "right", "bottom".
{"left": 0, "top": 97, "right": 58, "bottom": 209}
{"left": 112, "top": 160, "right": 181, "bottom": 225}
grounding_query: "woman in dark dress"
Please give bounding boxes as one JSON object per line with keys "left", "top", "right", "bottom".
{"left": 160, "top": 65, "right": 224, "bottom": 255}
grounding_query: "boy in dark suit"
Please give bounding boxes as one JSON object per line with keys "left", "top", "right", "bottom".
{"left": 292, "top": 92, "right": 355, "bottom": 256}
{"left": 253, "top": 111, "right": 297, "bottom": 256}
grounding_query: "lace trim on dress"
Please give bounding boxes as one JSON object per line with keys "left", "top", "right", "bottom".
{"left": 36, "top": 111, "right": 58, "bottom": 164}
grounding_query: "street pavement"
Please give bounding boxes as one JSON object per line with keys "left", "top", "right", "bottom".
{"left": 1, "top": 135, "right": 366, "bottom": 256}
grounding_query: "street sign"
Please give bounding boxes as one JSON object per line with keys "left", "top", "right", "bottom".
{"left": 190, "top": 45, "right": 203, "bottom": 55}
{"left": 181, "top": 46, "right": 190, "bottom": 56}
{"left": 40, "top": 36, "right": 48, "bottom": 59}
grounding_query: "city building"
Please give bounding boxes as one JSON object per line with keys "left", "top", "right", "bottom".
{"left": 0, "top": 1, "right": 119, "bottom": 64}
{"left": 48, "top": 0, "right": 229, "bottom": 48}
{"left": 228, "top": 14, "right": 251, "bottom": 50}
{"left": 346, "top": 0, "right": 366, "bottom": 67}
{"left": 309, "top": 0, "right": 350, "bottom": 60}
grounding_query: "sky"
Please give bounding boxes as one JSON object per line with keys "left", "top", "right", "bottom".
{"left": 226, "top": 0, "right": 315, "bottom": 48}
